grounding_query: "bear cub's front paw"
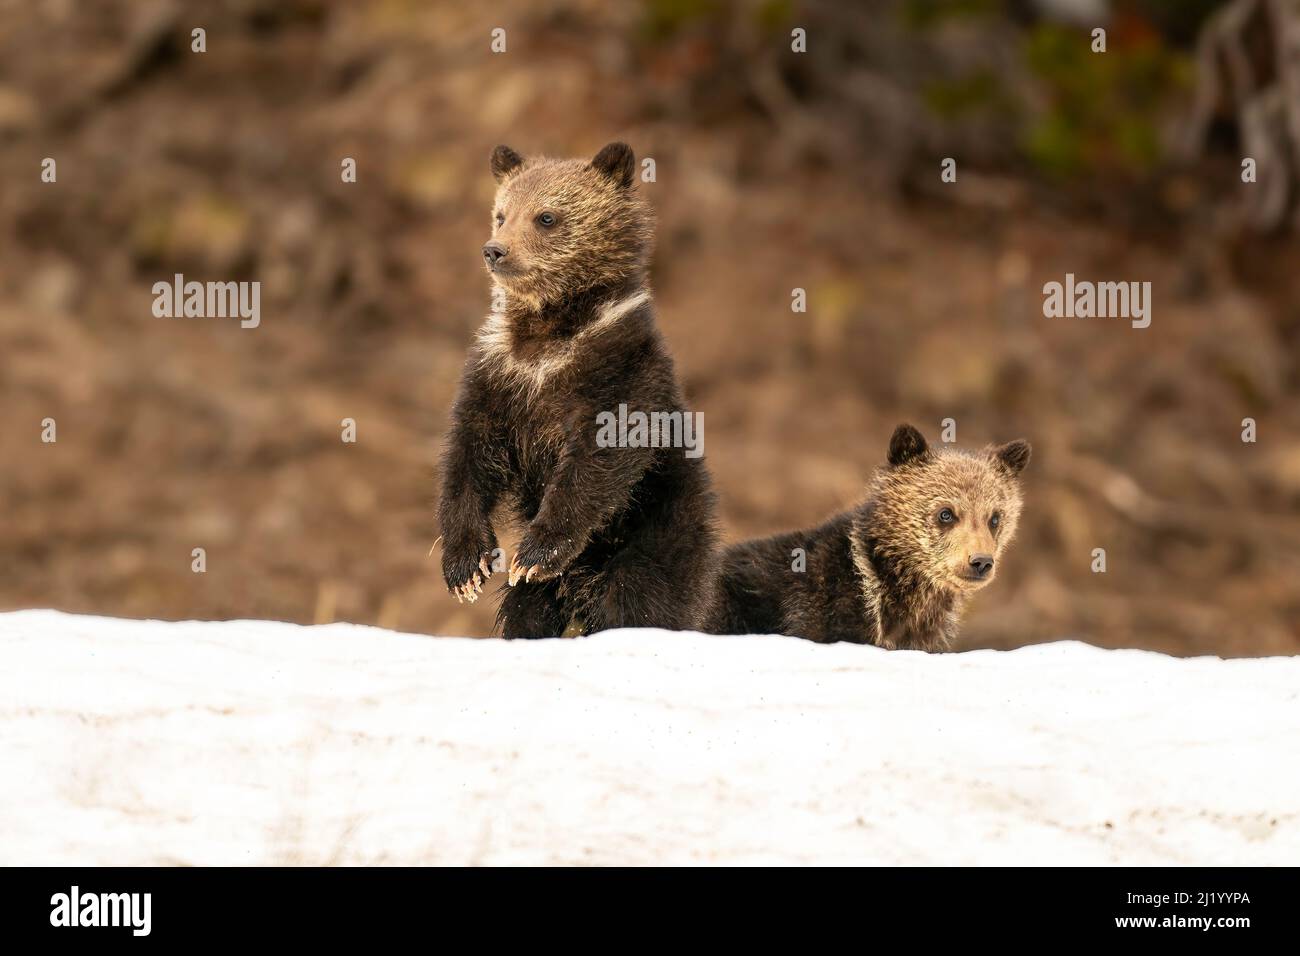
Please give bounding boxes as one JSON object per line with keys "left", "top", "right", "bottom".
{"left": 442, "top": 531, "right": 500, "bottom": 604}
{"left": 507, "top": 526, "right": 579, "bottom": 586}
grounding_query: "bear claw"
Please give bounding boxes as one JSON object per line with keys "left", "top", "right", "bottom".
{"left": 450, "top": 570, "right": 487, "bottom": 604}
{"left": 506, "top": 554, "right": 542, "bottom": 587}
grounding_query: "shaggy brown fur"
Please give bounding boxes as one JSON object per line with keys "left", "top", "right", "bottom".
{"left": 706, "top": 424, "right": 1030, "bottom": 651}
{"left": 437, "top": 143, "right": 718, "bottom": 637}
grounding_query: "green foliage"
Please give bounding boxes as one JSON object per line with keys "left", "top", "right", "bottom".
{"left": 1022, "top": 22, "right": 1190, "bottom": 178}
{"left": 641, "top": 0, "right": 724, "bottom": 40}
{"left": 640, "top": 0, "right": 792, "bottom": 40}
{"left": 901, "top": 0, "right": 1002, "bottom": 29}
{"left": 756, "top": 0, "right": 796, "bottom": 33}
{"left": 923, "top": 69, "right": 1008, "bottom": 120}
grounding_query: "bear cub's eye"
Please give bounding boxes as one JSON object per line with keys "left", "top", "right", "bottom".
{"left": 537, "top": 212, "right": 556, "bottom": 228}
{"left": 495, "top": 212, "right": 505, "bottom": 226}
{"left": 989, "top": 512, "right": 1001, "bottom": 531}
{"left": 937, "top": 508, "right": 956, "bottom": 525}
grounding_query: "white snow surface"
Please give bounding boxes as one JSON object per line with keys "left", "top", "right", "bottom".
{"left": 0, "top": 610, "right": 1296, "bottom": 866}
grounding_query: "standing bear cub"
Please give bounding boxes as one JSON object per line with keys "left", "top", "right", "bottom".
{"left": 438, "top": 142, "right": 718, "bottom": 637}
{"left": 706, "top": 424, "right": 1030, "bottom": 651}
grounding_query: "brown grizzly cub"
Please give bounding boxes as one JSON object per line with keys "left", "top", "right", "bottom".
{"left": 437, "top": 143, "right": 718, "bottom": 637}
{"left": 706, "top": 424, "right": 1030, "bottom": 651}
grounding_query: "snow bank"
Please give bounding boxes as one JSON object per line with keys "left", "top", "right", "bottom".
{"left": 0, "top": 610, "right": 1296, "bottom": 865}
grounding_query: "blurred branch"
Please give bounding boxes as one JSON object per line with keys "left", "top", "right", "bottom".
{"left": 1184, "top": 0, "right": 1300, "bottom": 231}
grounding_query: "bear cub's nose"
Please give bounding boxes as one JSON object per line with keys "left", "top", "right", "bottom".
{"left": 482, "top": 241, "right": 508, "bottom": 268}
{"left": 969, "top": 553, "right": 995, "bottom": 576}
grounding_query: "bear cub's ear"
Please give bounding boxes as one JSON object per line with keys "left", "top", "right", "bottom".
{"left": 887, "top": 423, "right": 931, "bottom": 467}
{"left": 990, "top": 439, "right": 1032, "bottom": 476}
{"left": 590, "top": 142, "right": 636, "bottom": 189}
{"left": 491, "top": 145, "right": 524, "bottom": 182}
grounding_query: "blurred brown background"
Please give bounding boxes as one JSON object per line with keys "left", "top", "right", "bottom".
{"left": 1, "top": 0, "right": 1297, "bottom": 655}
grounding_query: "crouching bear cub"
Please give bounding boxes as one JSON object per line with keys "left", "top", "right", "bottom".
{"left": 438, "top": 142, "right": 718, "bottom": 638}
{"left": 707, "top": 424, "right": 1030, "bottom": 651}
